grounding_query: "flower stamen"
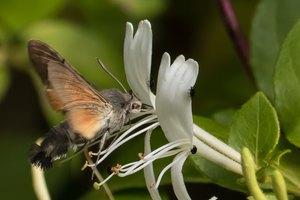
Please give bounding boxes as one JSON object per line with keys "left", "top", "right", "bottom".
{"left": 155, "top": 150, "right": 190, "bottom": 189}
{"left": 111, "top": 139, "right": 191, "bottom": 178}
{"left": 87, "top": 116, "right": 159, "bottom": 167}
{"left": 81, "top": 161, "right": 88, "bottom": 171}
{"left": 93, "top": 172, "right": 115, "bottom": 189}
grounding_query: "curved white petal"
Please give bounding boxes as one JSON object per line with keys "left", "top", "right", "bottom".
{"left": 143, "top": 130, "right": 161, "bottom": 200}
{"left": 171, "top": 151, "right": 191, "bottom": 200}
{"left": 156, "top": 53, "right": 199, "bottom": 143}
{"left": 124, "top": 20, "right": 155, "bottom": 107}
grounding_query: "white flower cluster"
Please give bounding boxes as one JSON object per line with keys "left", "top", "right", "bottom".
{"left": 88, "top": 20, "right": 242, "bottom": 200}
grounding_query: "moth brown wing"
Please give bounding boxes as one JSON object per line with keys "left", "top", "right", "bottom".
{"left": 28, "top": 39, "right": 108, "bottom": 110}
{"left": 66, "top": 107, "right": 111, "bottom": 140}
{"left": 47, "top": 60, "right": 108, "bottom": 110}
{"left": 28, "top": 40, "right": 65, "bottom": 85}
{"left": 28, "top": 40, "right": 112, "bottom": 139}
{"left": 47, "top": 61, "right": 113, "bottom": 139}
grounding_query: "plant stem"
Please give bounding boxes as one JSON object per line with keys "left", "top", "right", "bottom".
{"left": 217, "top": 0, "right": 257, "bottom": 88}
{"left": 83, "top": 145, "right": 115, "bottom": 200}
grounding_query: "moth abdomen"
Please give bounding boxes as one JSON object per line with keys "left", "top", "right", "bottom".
{"left": 29, "top": 122, "right": 80, "bottom": 169}
{"left": 29, "top": 143, "right": 53, "bottom": 169}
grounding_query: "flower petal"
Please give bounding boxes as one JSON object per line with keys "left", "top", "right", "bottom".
{"left": 171, "top": 151, "right": 191, "bottom": 200}
{"left": 124, "top": 20, "right": 155, "bottom": 107}
{"left": 156, "top": 53, "right": 199, "bottom": 143}
{"left": 143, "top": 129, "right": 162, "bottom": 200}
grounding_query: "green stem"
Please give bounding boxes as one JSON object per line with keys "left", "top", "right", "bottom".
{"left": 83, "top": 146, "right": 115, "bottom": 200}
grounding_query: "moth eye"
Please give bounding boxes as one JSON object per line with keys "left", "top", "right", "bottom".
{"left": 131, "top": 103, "right": 141, "bottom": 110}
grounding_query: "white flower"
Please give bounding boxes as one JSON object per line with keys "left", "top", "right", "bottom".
{"left": 124, "top": 20, "right": 155, "bottom": 107}
{"left": 89, "top": 20, "right": 242, "bottom": 200}
{"left": 150, "top": 52, "right": 198, "bottom": 199}
{"left": 123, "top": 20, "right": 243, "bottom": 199}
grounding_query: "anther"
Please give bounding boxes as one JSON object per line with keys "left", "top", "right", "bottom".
{"left": 110, "top": 164, "right": 122, "bottom": 174}
{"left": 88, "top": 151, "right": 93, "bottom": 158}
{"left": 138, "top": 152, "right": 144, "bottom": 159}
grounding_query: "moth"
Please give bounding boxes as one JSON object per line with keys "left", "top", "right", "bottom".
{"left": 28, "top": 40, "right": 141, "bottom": 169}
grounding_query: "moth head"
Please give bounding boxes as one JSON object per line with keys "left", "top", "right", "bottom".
{"left": 128, "top": 91, "right": 142, "bottom": 114}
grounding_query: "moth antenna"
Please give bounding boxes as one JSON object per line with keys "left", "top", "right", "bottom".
{"left": 96, "top": 58, "right": 127, "bottom": 93}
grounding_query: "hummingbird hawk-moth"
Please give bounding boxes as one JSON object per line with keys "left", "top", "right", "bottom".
{"left": 28, "top": 40, "right": 141, "bottom": 169}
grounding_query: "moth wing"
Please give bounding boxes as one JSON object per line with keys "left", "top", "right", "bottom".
{"left": 46, "top": 61, "right": 107, "bottom": 110}
{"left": 28, "top": 40, "right": 108, "bottom": 110}
{"left": 66, "top": 107, "right": 111, "bottom": 140}
{"left": 28, "top": 40, "right": 112, "bottom": 138}
{"left": 47, "top": 61, "right": 113, "bottom": 138}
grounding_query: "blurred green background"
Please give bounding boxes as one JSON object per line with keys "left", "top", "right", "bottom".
{"left": 0, "top": 0, "right": 258, "bottom": 199}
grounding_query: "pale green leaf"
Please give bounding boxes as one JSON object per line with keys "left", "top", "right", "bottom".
{"left": 274, "top": 20, "right": 300, "bottom": 147}
{"left": 228, "top": 92, "right": 280, "bottom": 167}
{"left": 251, "top": 0, "right": 300, "bottom": 99}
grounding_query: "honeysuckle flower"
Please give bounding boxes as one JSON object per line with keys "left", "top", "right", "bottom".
{"left": 123, "top": 20, "right": 243, "bottom": 199}
{"left": 124, "top": 20, "right": 155, "bottom": 107}
{"left": 151, "top": 52, "right": 198, "bottom": 199}
{"left": 88, "top": 20, "right": 242, "bottom": 200}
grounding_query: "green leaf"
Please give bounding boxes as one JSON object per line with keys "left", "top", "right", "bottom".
{"left": 228, "top": 92, "right": 280, "bottom": 167}
{"left": 212, "top": 108, "right": 236, "bottom": 128}
{"left": 278, "top": 150, "right": 300, "bottom": 196}
{"left": 0, "top": 0, "right": 66, "bottom": 31}
{"left": 274, "top": 20, "right": 300, "bottom": 147}
{"left": 190, "top": 154, "right": 246, "bottom": 193}
{"left": 250, "top": 0, "right": 300, "bottom": 99}
{"left": 183, "top": 157, "right": 210, "bottom": 183}
{"left": 193, "top": 115, "right": 229, "bottom": 142}
{"left": 270, "top": 149, "right": 291, "bottom": 167}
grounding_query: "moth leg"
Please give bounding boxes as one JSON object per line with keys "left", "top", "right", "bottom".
{"left": 91, "top": 131, "right": 109, "bottom": 180}
{"left": 96, "top": 131, "right": 109, "bottom": 158}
